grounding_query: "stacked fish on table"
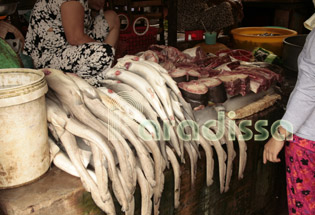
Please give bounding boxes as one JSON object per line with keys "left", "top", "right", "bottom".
{"left": 45, "top": 47, "right": 248, "bottom": 215}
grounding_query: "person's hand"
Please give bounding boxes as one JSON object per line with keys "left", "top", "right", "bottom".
{"left": 263, "top": 137, "right": 285, "bottom": 164}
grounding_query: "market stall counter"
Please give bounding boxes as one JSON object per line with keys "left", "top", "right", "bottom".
{"left": 0, "top": 104, "right": 287, "bottom": 215}
{"left": 0, "top": 45, "right": 289, "bottom": 215}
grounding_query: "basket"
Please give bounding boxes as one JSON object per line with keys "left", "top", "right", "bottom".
{"left": 0, "top": 21, "right": 25, "bottom": 52}
{"left": 117, "top": 26, "right": 158, "bottom": 57}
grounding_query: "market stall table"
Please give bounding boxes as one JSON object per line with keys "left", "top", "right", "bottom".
{"left": 0, "top": 102, "right": 287, "bottom": 215}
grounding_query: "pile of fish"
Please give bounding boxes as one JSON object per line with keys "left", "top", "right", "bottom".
{"left": 45, "top": 50, "right": 247, "bottom": 214}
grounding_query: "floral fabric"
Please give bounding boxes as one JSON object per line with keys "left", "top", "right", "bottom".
{"left": 285, "top": 135, "right": 315, "bottom": 215}
{"left": 24, "top": 0, "right": 114, "bottom": 86}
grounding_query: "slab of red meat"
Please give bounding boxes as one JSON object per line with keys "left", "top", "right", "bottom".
{"left": 216, "top": 49, "right": 253, "bottom": 62}
{"left": 216, "top": 73, "right": 250, "bottom": 96}
{"left": 205, "top": 55, "right": 232, "bottom": 69}
{"left": 231, "top": 66, "right": 279, "bottom": 93}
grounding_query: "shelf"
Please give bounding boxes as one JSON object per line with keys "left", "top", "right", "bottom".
{"left": 109, "top": 0, "right": 166, "bottom": 45}
{"left": 131, "top": 0, "right": 163, "bottom": 7}
{"left": 111, "top": 0, "right": 163, "bottom": 7}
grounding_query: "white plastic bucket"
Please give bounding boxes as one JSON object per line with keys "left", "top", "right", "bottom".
{"left": 0, "top": 68, "right": 49, "bottom": 189}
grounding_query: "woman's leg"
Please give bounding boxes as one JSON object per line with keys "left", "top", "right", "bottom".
{"left": 103, "top": 10, "right": 120, "bottom": 48}
{"left": 48, "top": 43, "right": 114, "bottom": 87}
{"left": 285, "top": 136, "right": 315, "bottom": 215}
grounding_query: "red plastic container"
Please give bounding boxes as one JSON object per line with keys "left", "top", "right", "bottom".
{"left": 185, "top": 30, "right": 205, "bottom": 41}
{"left": 118, "top": 26, "right": 158, "bottom": 56}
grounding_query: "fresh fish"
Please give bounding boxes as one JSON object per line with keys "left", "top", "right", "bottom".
{"left": 98, "top": 86, "right": 157, "bottom": 138}
{"left": 46, "top": 98, "right": 128, "bottom": 211}
{"left": 203, "top": 127, "right": 227, "bottom": 193}
{"left": 48, "top": 137, "right": 60, "bottom": 163}
{"left": 211, "top": 123, "right": 236, "bottom": 192}
{"left": 90, "top": 142, "right": 110, "bottom": 202}
{"left": 198, "top": 135, "right": 214, "bottom": 186}
{"left": 215, "top": 105, "right": 247, "bottom": 179}
{"left": 160, "top": 72, "right": 195, "bottom": 120}
{"left": 100, "top": 79, "right": 159, "bottom": 121}
{"left": 225, "top": 117, "right": 247, "bottom": 179}
{"left": 118, "top": 60, "right": 175, "bottom": 125}
{"left": 100, "top": 79, "right": 168, "bottom": 162}
{"left": 223, "top": 121, "right": 237, "bottom": 192}
{"left": 166, "top": 146, "right": 181, "bottom": 209}
{"left": 117, "top": 168, "right": 133, "bottom": 204}
{"left": 165, "top": 121, "right": 182, "bottom": 157}
{"left": 136, "top": 162, "right": 153, "bottom": 215}
{"left": 43, "top": 69, "right": 116, "bottom": 151}
{"left": 102, "top": 122, "right": 137, "bottom": 195}
{"left": 184, "top": 141, "right": 196, "bottom": 187}
{"left": 104, "top": 68, "right": 181, "bottom": 157}
{"left": 82, "top": 94, "right": 156, "bottom": 187}
{"left": 119, "top": 111, "right": 165, "bottom": 205}
{"left": 175, "top": 118, "right": 185, "bottom": 163}
{"left": 48, "top": 117, "right": 116, "bottom": 214}
{"left": 104, "top": 68, "right": 169, "bottom": 123}
{"left": 170, "top": 91, "right": 185, "bottom": 122}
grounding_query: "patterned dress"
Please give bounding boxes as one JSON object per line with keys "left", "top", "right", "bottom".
{"left": 286, "top": 135, "right": 315, "bottom": 215}
{"left": 24, "top": 0, "right": 114, "bottom": 86}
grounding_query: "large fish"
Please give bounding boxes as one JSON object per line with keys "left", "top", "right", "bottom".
{"left": 223, "top": 121, "right": 237, "bottom": 192}
{"left": 202, "top": 125, "right": 227, "bottom": 193}
{"left": 118, "top": 169, "right": 134, "bottom": 213}
{"left": 136, "top": 162, "right": 153, "bottom": 215}
{"left": 97, "top": 86, "right": 157, "bottom": 138}
{"left": 104, "top": 68, "right": 169, "bottom": 122}
{"left": 120, "top": 111, "right": 165, "bottom": 206}
{"left": 210, "top": 122, "right": 236, "bottom": 192}
{"left": 116, "top": 60, "right": 175, "bottom": 125}
{"left": 100, "top": 79, "right": 159, "bottom": 121}
{"left": 90, "top": 142, "right": 110, "bottom": 202}
{"left": 46, "top": 99, "right": 116, "bottom": 214}
{"left": 159, "top": 72, "right": 195, "bottom": 120}
{"left": 166, "top": 146, "right": 181, "bottom": 209}
{"left": 100, "top": 79, "right": 168, "bottom": 162}
{"left": 46, "top": 94, "right": 128, "bottom": 211}
{"left": 102, "top": 122, "right": 137, "bottom": 195}
{"left": 198, "top": 135, "right": 215, "bottom": 187}
{"left": 49, "top": 137, "right": 92, "bottom": 178}
{"left": 104, "top": 68, "right": 182, "bottom": 156}
{"left": 83, "top": 93, "right": 156, "bottom": 187}
{"left": 184, "top": 141, "right": 197, "bottom": 187}
{"left": 169, "top": 90, "right": 185, "bottom": 122}
{"left": 225, "top": 117, "right": 247, "bottom": 179}
{"left": 67, "top": 73, "right": 157, "bottom": 139}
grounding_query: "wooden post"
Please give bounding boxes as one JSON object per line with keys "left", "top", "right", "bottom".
{"left": 167, "top": 0, "right": 177, "bottom": 47}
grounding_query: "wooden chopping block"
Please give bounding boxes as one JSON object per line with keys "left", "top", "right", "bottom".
{"left": 227, "top": 93, "right": 282, "bottom": 120}
{"left": 0, "top": 166, "right": 101, "bottom": 215}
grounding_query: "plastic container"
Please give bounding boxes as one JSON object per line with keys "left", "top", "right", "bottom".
{"left": 231, "top": 27, "right": 297, "bottom": 56}
{"left": 0, "top": 68, "right": 49, "bottom": 189}
{"left": 185, "top": 30, "right": 205, "bottom": 41}
{"left": 117, "top": 26, "right": 158, "bottom": 57}
{"left": 282, "top": 34, "right": 307, "bottom": 73}
{"left": 205, "top": 32, "right": 217, "bottom": 45}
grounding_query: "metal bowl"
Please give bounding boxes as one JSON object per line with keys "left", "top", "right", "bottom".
{"left": 0, "top": 0, "right": 18, "bottom": 16}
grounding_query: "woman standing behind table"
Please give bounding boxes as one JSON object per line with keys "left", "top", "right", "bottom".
{"left": 24, "top": 0, "right": 120, "bottom": 86}
{"left": 263, "top": 21, "right": 315, "bottom": 215}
